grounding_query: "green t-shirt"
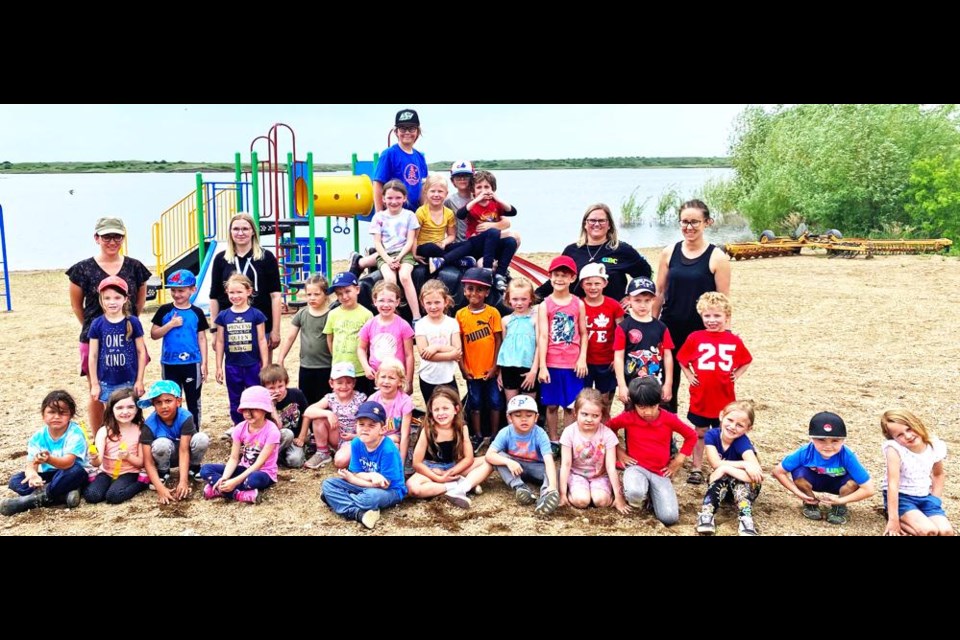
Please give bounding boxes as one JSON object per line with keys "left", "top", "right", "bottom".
{"left": 323, "top": 305, "right": 373, "bottom": 372}
{"left": 291, "top": 307, "right": 333, "bottom": 369}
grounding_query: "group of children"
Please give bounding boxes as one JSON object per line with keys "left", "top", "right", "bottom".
{"left": 2, "top": 152, "right": 952, "bottom": 535}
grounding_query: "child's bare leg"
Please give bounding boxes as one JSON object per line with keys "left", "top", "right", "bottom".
{"left": 459, "top": 459, "right": 493, "bottom": 492}
{"left": 793, "top": 477, "right": 817, "bottom": 501}
{"left": 569, "top": 480, "right": 592, "bottom": 509}
{"left": 469, "top": 411, "right": 482, "bottom": 438}
{"left": 545, "top": 406, "right": 559, "bottom": 441}
{"left": 562, "top": 405, "right": 577, "bottom": 428}
{"left": 333, "top": 440, "right": 351, "bottom": 469}
{"left": 358, "top": 254, "right": 377, "bottom": 270}
{"left": 930, "top": 515, "right": 955, "bottom": 536}
{"left": 311, "top": 417, "right": 332, "bottom": 451}
{"left": 505, "top": 388, "right": 518, "bottom": 403}
{"left": 837, "top": 479, "right": 859, "bottom": 501}
{"left": 87, "top": 392, "right": 104, "bottom": 438}
{"left": 406, "top": 473, "right": 447, "bottom": 498}
{"left": 487, "top": 407, "right": 500, "bottom": 440}
{"left": 692, "top": 426, "right": 708, "bottom": 469}
{"left": 380, "top": 264, "right": 397, "bottom": 285}
{"left": 398, "top": 263, "right": 421, "bottom": 319}
{"left": 901, "top": 510, "right": 940, "bottom": 536}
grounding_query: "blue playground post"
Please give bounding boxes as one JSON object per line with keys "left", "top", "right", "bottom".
{"left": 0, "top": 204, "right": 11, "bottom": 311}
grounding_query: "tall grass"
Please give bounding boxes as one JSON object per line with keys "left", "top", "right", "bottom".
{"left": 620, "top": 188, "right": 651, "bottom": 227}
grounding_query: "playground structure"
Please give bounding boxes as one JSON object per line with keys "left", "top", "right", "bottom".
{"left": 724, "top": 228, "right": 953, "bottom": 261}
{"left": 0, "top": 204, "right": 11, "bottom": 311}
{"left": 150, "top": 124, "right": 377, "bottom": 312}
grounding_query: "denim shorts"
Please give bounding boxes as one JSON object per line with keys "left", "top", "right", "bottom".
{"left": 466, "top": 378, "right": 503, "bottom": 412}
{"left": 883, "top": 491, "right": 947, "bottom": 518}
{"left": 98, "top": 381, "right": 135, "bottom": 403}
{"left": 425, "top": 460, "right": 456, "bottom": 472}
{"left": 583, "top": 363, "right": 618, "bottom": 394}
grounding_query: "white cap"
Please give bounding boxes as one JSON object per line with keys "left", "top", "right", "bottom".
{"left": 506, "top": 394, "right": 539, "bottom": 415}
{"left": 579, "top": 262, "right": 608, "bottom": 281}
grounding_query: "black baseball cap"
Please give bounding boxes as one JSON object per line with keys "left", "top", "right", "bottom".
{"left": 395, "top": 109, "right": 420, "bottom": 128}
{"left": 809, "top": 411, "right": 847, "bottom": 438}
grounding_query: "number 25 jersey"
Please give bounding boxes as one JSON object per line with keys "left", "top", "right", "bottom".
{"left": 675, "top": 330, "right": 752, "bottom": 419}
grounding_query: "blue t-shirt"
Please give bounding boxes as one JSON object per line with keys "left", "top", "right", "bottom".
{"left": 88, "top": 315, "right": 144, "bottom": 385}
{"left": 27, "top": 421, "right": 88, "bottom": 473}
{"left": 780, "top": 443, "right": 870, "bottom": 485}
{"left": 374, "top": 144, "right": 428, "bottom": 207}
{"left": 151, "top": 303, "right": 209, "bottom": 365}
{"left": 490, "top": 425, "right": 552, "bottom": 463}
{"left": 215, "top": 307, "right": 268, "bottom": 367}
{"left": 348, "top": 437, "right": 407, "bottom": 498}
{"left": 705, "top": 428, "right": 755, "bottom": 462}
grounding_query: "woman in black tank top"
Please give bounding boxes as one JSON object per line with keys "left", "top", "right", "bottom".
{"left": 655, "top": 200, "right": 731, "bottom": 414}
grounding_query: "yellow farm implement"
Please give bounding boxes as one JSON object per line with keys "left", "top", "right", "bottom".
{"left": 725, "top": 230, "right": 953, "bottom": 260}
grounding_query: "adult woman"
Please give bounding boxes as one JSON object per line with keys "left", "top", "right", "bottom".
{"left": 208, "top": 213, "right": 283, "bottom": 354}
{"left": 67, "top": 217, "right": 152, "bottom": 430}
{"left": 655, "top": 199, "right": 731, "bottom": 414}
{"left": 537, "top": 203, "right": 652, "bottom": 300}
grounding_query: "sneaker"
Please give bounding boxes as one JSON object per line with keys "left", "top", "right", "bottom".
{"left": 233, "top": 489, "right": 261, "bottom": 504}
{"left": 687, "top": 469, "right": 705, "bottom": 485}
{"left": 514, "top": 485, "right": 537, "bottom": 506}
{"left": 802, "top": 502, "right": 823, "bottom": 521}
{"left": 471, "top": 482, "right": 483, "bottom": 495}
{"left": 474, "top": 437, "right": 491, "bottom": 456}
{"left": 348, "top": 251, "right": 363, "bottom": 277}
{"left": 494, "top": 274, "right": 508, "bottom": 292}
{"left": 444, "top": 487, "right": 472, "bottom": 509}
{"left": 550, "top": 441, "right": 562, "bottom": 460}
{"left": 429, "top": 257, "right": 445, "bottom": 274}
{"left": 738, "top": 515, "right": 758, "bottom": 536}
{"left": 360, "top": 509, "right": 380, "bottom": 529}
{"left": 65, "top": 489, "right": 81, "bottom": 509}
{"left": 203, "top": 483, "right": 222, "bottom": 500}
{"left": 304, "top": 450, "right": 332, "bottom": 470}
{"left": 148, "top": 472, "right": 171, "bottom": 491}
{"left": 456, "top": 256, "right": 477, "bottom": 269}
{"left": 827, "top": 504, "right": 849, "bottom": 525}
{"left": 534, "top": 489, "right": 560, "bottom": 516}
{"left": 220, "top": 427, "right": 234, "bottom": 441}
{"left": 696, "top": 511, "right": 716, "bottom": 535}
{"left": 188, "top": 469, "right": 202, "bottom": 483}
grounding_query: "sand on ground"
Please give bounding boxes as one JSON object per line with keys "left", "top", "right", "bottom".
{"left": 1, "top": 250, "right": 957, "bottom": 536}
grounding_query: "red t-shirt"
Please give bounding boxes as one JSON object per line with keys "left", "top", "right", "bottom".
{"left": 607, "top": 409, "right": 697, "bottom": 476}
{"left": 675, "top": 330, "right": 753, "bottom": 419}
{"left": 584, "top": 296, "right": 624, "bottom": 365}
{"left": 465, "top": 200, "right": 504, "bottom": 238}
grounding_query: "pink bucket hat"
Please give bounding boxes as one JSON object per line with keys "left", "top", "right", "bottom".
{"left": 238, "top": 386, "right": 275, "bottom": 413}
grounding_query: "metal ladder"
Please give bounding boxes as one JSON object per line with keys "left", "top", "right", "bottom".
{"left": 0, "top": 204, "right": 11, "bottom": 311}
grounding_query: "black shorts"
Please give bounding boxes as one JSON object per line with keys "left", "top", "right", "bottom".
{"left": 500, "top": 366, "right": 538, "bottom": 392}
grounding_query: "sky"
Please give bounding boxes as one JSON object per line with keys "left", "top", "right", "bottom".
{"left": 0, "top": 104, "right": 749, "bottom": 163}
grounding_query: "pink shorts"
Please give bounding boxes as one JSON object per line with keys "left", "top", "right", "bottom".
{"left": 79, "top": 342, "right": 90, "bottom": 377}
{"left": 568, "top": 473, "right": 613, "bottom": 497}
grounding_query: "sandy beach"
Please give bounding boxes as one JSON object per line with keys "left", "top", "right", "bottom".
{"left": 1, "top": 250, "right": 958, "bottom": 536}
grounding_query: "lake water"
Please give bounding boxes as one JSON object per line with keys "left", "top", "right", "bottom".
{"left": 0, "top": 168, "right": 750, "bottom": 271}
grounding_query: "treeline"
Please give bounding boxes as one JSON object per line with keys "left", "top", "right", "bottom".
{"left": 0, "top": 157, "right": 730, "bottom": 174}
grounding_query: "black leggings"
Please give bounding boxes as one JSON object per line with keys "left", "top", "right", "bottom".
{"left": 83, "top": 472, "right": 147, "bottom": 505}
{"left": 702, "top": 476, "right": 760, "bottom": 518}
{"left": 299, "top": 367, "right": 332, "bottom": 406}
{"left": 162, "top": 363, "right": 203, "bottom": 429}
{"left": 418, "top": 379, "right": 458, "bottom": 409}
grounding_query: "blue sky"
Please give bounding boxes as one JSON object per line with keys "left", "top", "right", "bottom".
{"left": 0, "top": 104, "right": 749, "bottom": 163}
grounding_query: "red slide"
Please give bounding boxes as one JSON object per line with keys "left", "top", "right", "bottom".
{"left": 510, "top": 255, "right": 550, "bottom": 287}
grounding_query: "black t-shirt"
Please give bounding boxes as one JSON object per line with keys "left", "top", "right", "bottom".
{"left": 208, "top": 249, "right": 282, "bottom": 333}
{"left": 536, "top": 241, "right": 652, "bottom": 301}
{"left": 66, "top": 257, "right": 153, "bottom": 342}
{"left": 275, "top": 388, "right": 309, "bottom": 433}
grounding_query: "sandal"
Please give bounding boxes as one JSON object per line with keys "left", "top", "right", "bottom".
{"left": 687, "top": 470, "right": 705, "bottom": 485}
{"left": 535, "top": 489, "right": 560, "bottom": 516}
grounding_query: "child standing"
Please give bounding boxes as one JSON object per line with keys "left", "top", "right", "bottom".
{"left": 358, "top": 281, "right": 415, "bottom": 394}
{"left": 302, "top": 363, "right": 368, "bottom": 470}
{"left": 352, "top": 180, "right": 422, "bottom": 320}
{"left": 558, "top": 389, "right": 628, "bottom": 513}
{"left": 457, "top": 267, "right": 503, "bottom": 451}
{"left": 321, "top": 400, "right": 407, "bottom": 530}
{"left": 214, "top": 273, "right": 269, "bottom": 426}
{"left": 200, "top": 386, "right": 280, "bottom": 504}
{"left": 368, "top": 358, "right": 414, "bottom": 467}
{"left": 613, "top": 277, "right": 674, "bottom": 406}
{"left": 84, "top": 388, "right": 149, "bottom": 505}
{"left": 139, "top": 380, "right": 211, "bottom": 505}
{"left": 880, "top": 409, "right": 953, "bottom": 536}
{"left": 88, "top": 276, "right": 147, "bottom": 403}
{"left": 454, "top": 169, "right": 519, "bottom": 292}
{"left": 260, "top": 364, "right": 309, "bottom": 469}
{"left": 675, "top": 291, "right": 752, "bottom": 484}
{"left": 771, "top": 411, "right": 875, "bottom": 526}
{"left": 537, "top": 256, "right": 588, "bottom": 442}
{"left": 406, "top": 387, "right": 493, "bottom": 509}
{"left": 414, "top": 174, "right": 456, "bottom": 273}
{"left": 485, "top": 395, "right": 560, "bottom": 516}
{"left": 415, "top": 280, "right": 462, "bottom": 404}
{"left": 278, "top": 274, "right": 333, "bottom": 405}
{"left": 695, "top": 401, "right": 763, "bottom": 536}
{"left": 372, "top": 108, "right": 428, "bottom": 212}
{"left": 150, "top": 269, "right": 208, "bottom": 427}
{"left": 1, "top": 391, "right": 88, "bottom": 516}
{"left": 579, "top": 263, "right": 624, "bottom": 408}
{"left": 324, "top": 272, "right": 375, "bottom": 396}
{"left": 608, "top": 377, "right": 697, "bottom": 526}
{"left": 497, "top": 277, "right": 540, "bottom": 405}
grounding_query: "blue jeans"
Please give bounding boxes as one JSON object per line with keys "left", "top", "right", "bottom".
{"left": 495, "top": 456, "right": 551, "bottom": 492}
{"left": 321, "top": 477, "right": 403, "bottom": 522}
{"left": 8, "top": 464, "right": 87, "bottom": 501}
{"left": 198, "top": 464, "right": 274, "bottom": 497}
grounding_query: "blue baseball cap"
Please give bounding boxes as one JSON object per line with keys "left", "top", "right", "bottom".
{"left": 137, "top": 380, "right": 182, "bottom": 408}
{"left": 328, "top": 272, "right": 359, "bottom": 292}
{"left": 166, "top": 269, "right": 197, "bottom": 288}
{"left": 355, "top": 401, "right": 387, "bottom": 424}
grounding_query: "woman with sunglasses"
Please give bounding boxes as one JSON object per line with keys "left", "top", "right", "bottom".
{"left": 67, "top": 217, "right": 152, "bottom": 430}
{"left": 655, "top": 199, "right": 731, "bottom": 415}
{"left": 536, "top": 203, "right": 652, "bottom": 301}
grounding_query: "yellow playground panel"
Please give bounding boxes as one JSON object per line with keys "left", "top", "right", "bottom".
{"left": 294, "top": 174, "right": 374, "bottom": 218}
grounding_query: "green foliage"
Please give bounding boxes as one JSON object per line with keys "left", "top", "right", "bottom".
{"left": 728, "top": 104, "right": 960, "bottom": 241}
{"left": 655, "top": 184, "right": 684, "bottom": 225}
{"left": 693, "top": 177, "right": 740, "bottom": 222}
{"left": 904, "top": 154, "right": 960, "bottom": 241}
{"left": 427, "top": 157, "right": 731, "bottom": 172}
{"left": 620, "top": 188, "right": 651, "bottom": 227}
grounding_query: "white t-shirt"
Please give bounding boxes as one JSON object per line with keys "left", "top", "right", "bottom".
{"left": 881, "top": 436, "right": 947, "bottom": 497}
{"left": 415, "top": 315, "right": 460, "bottom": 384}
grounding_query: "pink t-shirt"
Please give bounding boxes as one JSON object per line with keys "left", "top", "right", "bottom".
{"left": 233, "top": 419, "right": 282, "bottom": 482}
{"left": 545, "top": 295, "right": 582, "bottom": 369}
{"left": 96, "top": 424, "right": 144, "bottom": 477}
{"left": 560, "top": 423, "right": 620, "bottom": 479}
{"left": 584, "top": 296, "right": 624, "bottom": 366}
{"left": 369, "top": 390, "right": 414, "bottom": 438}
{"left": 359, "top": 315, "right": 414, "bottom": 372}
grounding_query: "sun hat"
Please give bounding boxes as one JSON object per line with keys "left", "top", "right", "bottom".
{"left": 237, "top": 386, "right": 276, "bottom": 414}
